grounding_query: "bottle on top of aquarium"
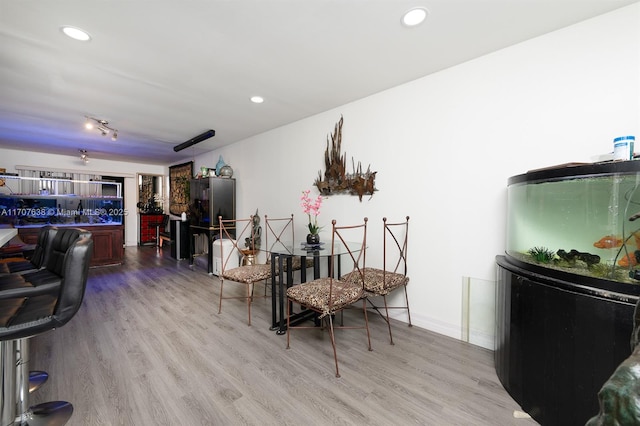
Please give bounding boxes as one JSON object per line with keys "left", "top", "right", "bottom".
{"left": 613, "top": 135, "right": 635, "bottom": 161}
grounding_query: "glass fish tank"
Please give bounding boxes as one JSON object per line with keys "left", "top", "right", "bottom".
{"left": 506, "top": 161, "right": 640, "bottom": 295}
{"left": 0, "top": 175, "right": 124, "bottom": 227}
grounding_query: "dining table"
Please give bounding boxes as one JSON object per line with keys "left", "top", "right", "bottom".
{"left": 269, "top": 241, "right": 362, "bottom": 335}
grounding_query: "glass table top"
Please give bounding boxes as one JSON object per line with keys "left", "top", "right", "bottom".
{"left": 271, "top": 241, "right": 363, "bottom": 257}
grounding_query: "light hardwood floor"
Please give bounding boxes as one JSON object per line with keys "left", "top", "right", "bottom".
{"left": 29, "top": 245, "right": 538, "bottom": 425}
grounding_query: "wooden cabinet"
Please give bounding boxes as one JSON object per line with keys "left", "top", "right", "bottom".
{"left": 139, "top": 213, "right": 164, "bottom": 246}
{"left": 18, "top": 224, "right": 124, "bottom": 267}
{"left": 89, "top": 225, "right": 124, "bottom": 266}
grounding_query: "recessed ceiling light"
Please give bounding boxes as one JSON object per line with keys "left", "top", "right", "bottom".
{"left": 61, "top": 26, "right": 91, "bottom": 41}
{"left": 250, "top": 96, "right": 264, "bottom": 104}
{"left": 401, "top": 7, "right": 428, "bottom": 27}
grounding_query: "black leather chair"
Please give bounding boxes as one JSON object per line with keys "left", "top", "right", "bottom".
{"left": 0, "top": 226, "right": 58, "bottom": 275}
{"left": 0, "top": 228, "right": 93, "bottom": 426}
{"left": 157, "top": 215, "right": 171, "bottom": 247}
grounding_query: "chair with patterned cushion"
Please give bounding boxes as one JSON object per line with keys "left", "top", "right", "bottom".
{"left": 264, "top": 214, "right": 313, "bottom": 290}
{"left": 264, "top": 214, "right": 296, "bottom": 268}
{"left": 217, "top": 215, "right": 271, "bottom": 326}
{"left": 286, "top": 218, "right": 371, "bottom": 378}
{"left": 264, "top": 214, "right": 315, "bottom": 330}
{"left": 343, "top": 216, "right": 410, "bottom": 345}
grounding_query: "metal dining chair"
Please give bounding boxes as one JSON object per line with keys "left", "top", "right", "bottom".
{"left": 285, "top": 218, "right": 371, "bottom": 378}
{"left": 217, "top": 215, "right": 271, "bottom": 326}
{"left": 264, "top": 214, "right": 314, "bottom": 289}
{"left": 343, "top": 216, "right": 410, "bottom": 344}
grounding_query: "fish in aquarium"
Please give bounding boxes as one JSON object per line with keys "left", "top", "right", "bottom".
{"left": 617, "top": 251, "right": 640, "bottom": 267}
{"left": 593, "top": 235, "right": 625, "bottom": 249}
{"left": 592, "top": 230, "right": 640, "bottom": 268}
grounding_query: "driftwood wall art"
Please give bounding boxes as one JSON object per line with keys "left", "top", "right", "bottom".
{"left": 314, "top": 116, "right": 377, "bottom": 201}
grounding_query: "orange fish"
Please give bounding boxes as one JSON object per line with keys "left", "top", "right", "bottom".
{"left": 593, "top": 235, "right": 624, "bottom": 249}
{"left": 618, "top": 253, "right": 639, "bottom": 267}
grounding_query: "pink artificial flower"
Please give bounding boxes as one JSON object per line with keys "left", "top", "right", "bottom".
{"left": 301, "top": 189, "right": 323, "bottom": 234}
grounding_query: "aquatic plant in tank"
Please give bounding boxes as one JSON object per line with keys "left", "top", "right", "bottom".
{"left": 527, "top": 247, "right": 556, "bottom": 264}
{"left": 589, "top": 262, "right": 626, "bottom": 281}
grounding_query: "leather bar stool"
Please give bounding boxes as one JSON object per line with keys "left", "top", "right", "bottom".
{"left": 0, "top": 226, "right": 58, "bottom": 275}
{"left": 0, "top": 226, "right": 59, "bottom": 401}
{"left": 0, "top": 228, "right": 93, "bottom": 426}
{"left": 156, "top": 215, "right": 171, "bottom": 247}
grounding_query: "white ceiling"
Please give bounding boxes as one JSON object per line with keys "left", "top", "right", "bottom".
{"left": 0, "top": 0, "right": 637, "bottom": 165}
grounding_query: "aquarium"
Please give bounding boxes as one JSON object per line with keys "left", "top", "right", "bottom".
{"left": 0, "top": 196, "right": 123, "bottom": 226}
{"left": 0, "top": 175, "right": 123, "bottom": 227}
{"left": 506, "top": 161, "right": 640, "bottom": 290}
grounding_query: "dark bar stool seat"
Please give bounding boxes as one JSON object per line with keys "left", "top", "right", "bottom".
{"left": 0, "top": 226, "right": 58, "bottom": 275}
{"left": 156, "top": 215, "right": 171, "bottom": 247}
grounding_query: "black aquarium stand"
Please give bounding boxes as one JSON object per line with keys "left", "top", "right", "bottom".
{"left": 495, "top": 255, "right": 638, "bottom": 426}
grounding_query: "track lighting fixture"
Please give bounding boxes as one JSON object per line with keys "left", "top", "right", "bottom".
{"left": 79, "top": 149, "right": 89, "bottom": 164}
{"left": 84, "top": 116, "right": 118, "bottom": 141}
{"left": 173, "top": 129, "right": 215, "bottom": 152}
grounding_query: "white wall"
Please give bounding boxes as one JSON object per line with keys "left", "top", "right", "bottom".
{"left": 0, "top": 151, "right": 165, "bottom": 247}
{"left": 190, "top": 5, "right": 640, "bottom": 341}
{"left": 0, "top": 5, "right": 637, "bottom": 344}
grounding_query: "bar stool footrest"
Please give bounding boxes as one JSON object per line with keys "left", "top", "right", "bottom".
{"left": 18, "top": 400, "right": 73, "bottom": 426}
{"left": 29, "top": 371, "right": 48, "bottom": 393}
